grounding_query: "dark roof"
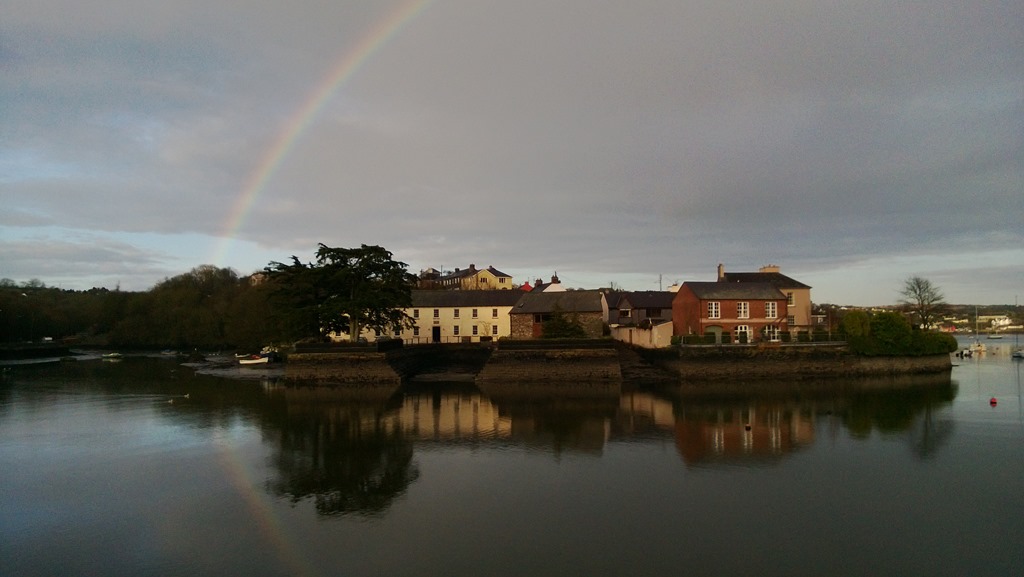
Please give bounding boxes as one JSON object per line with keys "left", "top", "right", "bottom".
{"left": 411, "top": 290, "right": 523, "bottom": 308}
{"left": 682, "top": 282, "right": 786, "bottom": 300}
{"left": 618, "top": 291, "right": 675, "bottom": 309}
{"left": 511, "top": 290, "right": 606, "bottom": 314}
{"left": 603, "top": 291, "right": 624, "bottom": 307}
{"left": 720, "top": 272, "right": 811, "bottom": 289}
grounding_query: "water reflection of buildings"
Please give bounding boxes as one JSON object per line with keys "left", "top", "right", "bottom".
{"left": 268, "top": 386, "right": 819, "bottom": 462}
{"left": 673, "top": 404, "right": 815, "bottom": 465}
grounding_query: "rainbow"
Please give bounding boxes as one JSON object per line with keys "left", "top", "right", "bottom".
{"left": 213, "top": 0, "right": 432, "bottom": 266}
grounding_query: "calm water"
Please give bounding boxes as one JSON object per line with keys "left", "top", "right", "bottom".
{"left": 2, "top": 344, "right": 1023, "bottom": 577}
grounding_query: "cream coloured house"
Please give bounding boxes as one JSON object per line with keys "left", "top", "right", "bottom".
{"left": 397, "top": 290, "right": 524, "bottom": 343}
{"left": 436, "top": 264, "right": 513, "bottom": 290}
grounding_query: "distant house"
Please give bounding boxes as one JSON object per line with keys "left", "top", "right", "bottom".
{"left": 397, "top": 290, "right": 524, "bottom": 343}
{"left": 529, "top": 274, "right": 566, "bottom": 292}
{"left": 717, "top": 264, "right": 812, "bottom": 336}
{"left": 609, "top": 291, "right": 676, "bottom": 326}
{"left": 509, "top": 290, "right": 608, "bottom": 339}
{"left": 436, "top": 264, "right": 513, "bottom": 290}
{"left": 672, "top": 281, "right": 788, "bottom": 343}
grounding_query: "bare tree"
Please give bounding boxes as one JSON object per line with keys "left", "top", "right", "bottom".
{"left": 899, "top": 276, "right": 946, "bottom": 329}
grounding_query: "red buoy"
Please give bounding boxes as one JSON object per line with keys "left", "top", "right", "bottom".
{"left": 990, "top": 397, "right": 998, "bottom": 406}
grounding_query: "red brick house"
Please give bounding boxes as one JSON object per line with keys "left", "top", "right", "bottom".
{"left": 672, "top": 282, "right": 788, "bottom": 343}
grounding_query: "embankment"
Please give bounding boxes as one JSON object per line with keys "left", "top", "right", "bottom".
{"left": 475, "top": 339, "right": 622, "bottom": 384}
{"left": 649, "top": 343, "right": 952, "bottom": 381}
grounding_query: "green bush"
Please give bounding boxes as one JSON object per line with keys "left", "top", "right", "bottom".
{"left": 845, "top": 310, "right": 955, "bottom": 356}
{"left": 911, "top": 331, "right": 958, "bottom": 354}
{"left": 841, "top": 310, "right": 871, "bottom": 338}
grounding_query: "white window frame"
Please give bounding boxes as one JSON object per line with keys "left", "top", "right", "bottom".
{"left": 707, "top": 302, "right": 720, "bottom": 319}
{"left": 737, "top": 302, "right": 749, "bottom": 319}
{"left": 765, "top": 301, "right": 777, "bottom": 319}
{"left": 735, "top": 325, "right": 751, "bottom": 341}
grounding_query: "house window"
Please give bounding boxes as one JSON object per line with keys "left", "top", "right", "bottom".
{"left": 413, "top": 309, "right": 419, "bottom": 319}
{"left": 736, "top": 325, "right": 751, "bottom": 342}
{"left": 765, "top": 302, "right": 777, "bottom": 319}
{"left": 481, "top": 277, "right": 488, "bottom": 284}
{"left": 765, "top": 325, "right": 780, "bottom": 342}
{"left": 433, "top": 309, "right": 439, "bottom": 318}
{"left": 499, "top": 278, "right": 506, "bottom": 284}
{"left": 472, "top": 325, "right": 478, "bottom": 335}
{"left": 620, "top": 309, "right": 632, "bottom": 318}
{"left": 454, "top": 309, "right": 460, "bottom": 318}
{"left": 472, "top": 308, "right": 478, "bottom": 318}
{"left": 492, "top": 325, "right": 498, "bottom": 335}
{"left": 787, "top": 292, "right": 794, "bottom": 306}
{"left": 787, "top": 315, "right": 795, "bottom": 326}
{"left": 393, "top": 327, "right": 400, "bottom": 336}
{"left": 737, "top": 302, "right": 749, "bottom": 319}
{"left": 453, "top": 325, "right": 460, "bottom": 336}
{"left": 413, "top": 327, "right": 420, "bottom": 336}
{"left": 708, "top": 302, "right": 720, "bottom": 319}
{"left": 492, "top": 308, "right": 498, "bottom": 318}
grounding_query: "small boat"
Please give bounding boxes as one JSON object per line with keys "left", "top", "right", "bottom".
{"left": 238, "top": 355, "right": 271, "bottom": 365}
{"left": 1012, "top": 349, "right": 1024, "bottom": 360}
{"left": 987, "top": 334, "right": 1003, "bottom": 339}
{"left": 101, "top": 352, "right": 123, "bottom": 361}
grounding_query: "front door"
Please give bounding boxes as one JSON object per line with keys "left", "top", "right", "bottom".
{"left": 432, "top": 326, "right": 441, "bottom": 343}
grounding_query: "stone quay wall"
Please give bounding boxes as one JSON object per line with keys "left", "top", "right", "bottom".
{"left": 285, "top": 352, "right": 402, "bottom": 385}
{"left": 476, "top": 340, "right": 622, "bottom": 383}
{"left": 653, "top": 344, "right": 952, "bottom": 381}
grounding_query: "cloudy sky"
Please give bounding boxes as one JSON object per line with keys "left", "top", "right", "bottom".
{"left": 3, "top": 0, "right": 1022, "bottom": 305}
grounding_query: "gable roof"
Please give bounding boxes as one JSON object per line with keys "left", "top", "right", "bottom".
{"left": 618, "top": 291, "right": 675, "bottom": 309}
{"left": 720, "top": 272, "right": 811, "bottom": 289}
{"left": 682, "top": 282, "right": 787, "bottom": 300}
{"left": 511, "top": 290, "right": 606, "bottom": 314}
{"left": 411, "top": 290, "right": 524, "bottom": 308}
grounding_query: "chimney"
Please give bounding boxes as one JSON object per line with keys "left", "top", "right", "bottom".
{"left": 759, "top": 264, "right": 780, "bottom": 273}
{"left": 717, "top": 263, "right": 725, "bottom": 281}
{"left": 551, "top": 274, "right": 560, "bottom": 284}
{"left": 469, "top": 264, "right": 476, "bottom": 271}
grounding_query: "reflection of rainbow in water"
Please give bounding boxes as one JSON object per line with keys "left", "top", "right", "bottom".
{"left": 211, "top": 0, "right": 433, "bottom": 267}
{"left": 214, "top": 433, "right": 321, "bottom": 577}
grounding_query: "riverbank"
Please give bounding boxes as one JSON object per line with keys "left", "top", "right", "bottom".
{"left": 279, "top": 340, "right": 951, "bottom": 387}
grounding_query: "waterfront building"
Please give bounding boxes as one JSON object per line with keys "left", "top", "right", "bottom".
{"left": 509, "top": 290, "right": 608, "bottom": 339}
{"left": 717, "top": 263, "right": 812, "bottom": 336}
{"left": 672, "top": 281, "right": 789, "bottom": 343}
{"left": 398, "top": 290, "right": 524, "bottom": 343}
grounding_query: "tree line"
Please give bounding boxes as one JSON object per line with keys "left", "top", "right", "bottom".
{"left": 1, "top": 244, "right": 418, "bottom": 351}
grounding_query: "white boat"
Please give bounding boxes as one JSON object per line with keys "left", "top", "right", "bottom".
{"left": 101, "top": 352, "right": 123, "bottom": 361}
{"left": 238, "top": 355, "right": 270, "bottom": 365}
